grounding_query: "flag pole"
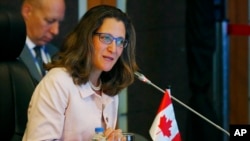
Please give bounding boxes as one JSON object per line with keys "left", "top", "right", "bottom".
{"left": 134, "top": 72, "right": 230, "bottom": 136}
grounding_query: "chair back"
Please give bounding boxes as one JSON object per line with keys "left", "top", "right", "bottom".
{"left": 0, "top": 10, "right": 36, "bottom": 141}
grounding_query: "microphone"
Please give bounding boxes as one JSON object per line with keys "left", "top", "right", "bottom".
{"left": 134, "top": 71, "right": 230, "bottom": 136}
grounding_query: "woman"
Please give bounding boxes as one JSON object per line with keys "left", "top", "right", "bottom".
{"left": 22, "top": 5, "right": 138, "bottom": 141}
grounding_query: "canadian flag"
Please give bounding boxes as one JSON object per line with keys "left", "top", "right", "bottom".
{"left": 149, "top": 89, "right": 182, "bottom": 141}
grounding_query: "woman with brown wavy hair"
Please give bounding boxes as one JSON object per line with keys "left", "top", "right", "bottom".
{"left": 23, "top": 5, "right": 138, "bottom": 141}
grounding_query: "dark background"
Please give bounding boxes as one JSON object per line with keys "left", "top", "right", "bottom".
{"left": 126, "top": 0, "right": 190, "bottom": 140}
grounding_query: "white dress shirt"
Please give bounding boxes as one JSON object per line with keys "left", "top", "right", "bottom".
{"left": 22, "top": 68, "right": 119, "bottom": 141}
{"left": 26, "top": 37, "right": 51, "bottom": 64}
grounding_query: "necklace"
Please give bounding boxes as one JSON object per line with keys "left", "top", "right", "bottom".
{"left": 89, "top": 81, "right": 102, "bottom": 91}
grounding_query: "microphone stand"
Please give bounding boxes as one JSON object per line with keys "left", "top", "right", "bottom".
{"left": 134, "top": 72, "right": 230, "bottom": 136}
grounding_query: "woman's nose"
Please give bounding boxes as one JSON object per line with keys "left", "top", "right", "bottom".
{"left": 108, "top": 40, "right": 117, "bottom": 53}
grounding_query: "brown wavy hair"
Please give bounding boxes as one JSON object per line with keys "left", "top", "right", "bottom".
{"left": 45, "top": 5, "right": 138, "bottom": 96}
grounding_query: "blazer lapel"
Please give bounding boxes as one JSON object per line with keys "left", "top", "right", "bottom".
{"left": 19, "top": 44, "right": 43, "bottom": 82}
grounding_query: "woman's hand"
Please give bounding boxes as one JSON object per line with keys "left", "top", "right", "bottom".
{"left": 104, "top": 128, "right": 125, "bottom": 141}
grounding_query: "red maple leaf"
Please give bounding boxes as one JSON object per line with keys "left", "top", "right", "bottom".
{"left": 158, "top": 115, "right": 172, "bottom": 137}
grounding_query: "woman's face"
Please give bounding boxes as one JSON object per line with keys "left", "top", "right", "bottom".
{"left": 92, "top": 18, "right": 126, "bottom": 72}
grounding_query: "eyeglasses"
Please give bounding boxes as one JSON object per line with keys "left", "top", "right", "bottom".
{"left": 94, "top": 32, "right": 128, "bottom": 48}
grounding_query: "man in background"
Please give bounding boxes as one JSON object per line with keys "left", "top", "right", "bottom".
{"left": 20, "top": 0, "right": 65, "bottom": 82}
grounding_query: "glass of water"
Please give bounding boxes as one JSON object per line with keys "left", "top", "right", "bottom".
{"left": 122, "top": 132, "right": 134, "bottom": 141}
{"left": 112, "top": 132, "right": 134, "bottom": 141}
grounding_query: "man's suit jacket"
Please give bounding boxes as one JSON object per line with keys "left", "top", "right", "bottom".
{"left": 19, "top": 43, "right": 59, "bottom": 83}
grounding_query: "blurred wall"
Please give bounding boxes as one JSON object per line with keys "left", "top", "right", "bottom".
{"left": 228, "top": 0, "right": 249, "bottom": 124}
{"left": 126, "top": 0, "right": 190, "bottom": 140}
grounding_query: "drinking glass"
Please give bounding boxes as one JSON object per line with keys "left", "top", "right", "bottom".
{"left": 112, "top": 132, "right": 134, "bottom": 141}
{"left": 122, "top": 132, "right": 134, "bottom": 141}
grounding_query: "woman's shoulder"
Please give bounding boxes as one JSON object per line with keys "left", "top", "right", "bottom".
{"left": 45, "top": 67, "right": 72, "bottom": 81}
{"left": 47, "top": 67, "right": 67, "bottom": 75}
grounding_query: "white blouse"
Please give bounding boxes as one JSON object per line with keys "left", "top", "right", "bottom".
{"left": 22, "top": 68, "right": 119, "bottom": 141}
